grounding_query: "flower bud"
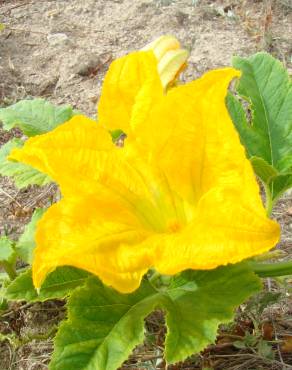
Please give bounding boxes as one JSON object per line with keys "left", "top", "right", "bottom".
{"left": 158, "top": 49, "right": 189, "bottom": 89}
{"left": 142, "top": 35, "right": 189, "bottom": 89}
{"left": 142, "top": 35, "right": 181, "bottom": 60}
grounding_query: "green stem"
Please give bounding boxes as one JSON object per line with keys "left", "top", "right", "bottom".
{"left": 149, "top": 270, "right": 161, "bottom": 284}
{"left": 252, "top": 250, "right": 284, "bottom": 262}
{"left": 264, "top": 184, "right": 274, "bottom": 217}
{"left": 249, "top": 260, "right": 292, "bottom": 278}
{"left": 1, "top": 261, "right": 17, "bottom": 281}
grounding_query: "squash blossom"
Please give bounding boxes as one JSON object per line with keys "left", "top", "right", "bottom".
{"left": 142, "top": 35, "right": 189, "bottom": 89}
{"left": 9, "top": 37, "right": 280, "bottom": 293}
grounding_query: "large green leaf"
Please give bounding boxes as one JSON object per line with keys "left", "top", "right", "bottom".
{"left": 16, "top": 208, "right": 46, "bottom": 264}
{"left": 0, "top": 99, "right": 75, "bottom": 136}
{"left": 231, "top": 52, "right": 292, "bottom": 166}
{"left": 50, "top": 277, "right": 160, "bottom": 370}
{"left": 163, "top": 265, "right": 261, "bottom": 363}
{"left": 0, "top": 139, "right": 51, "bottom": 188}
{"left": 5, "top": 267, "right": 89, "bottom": 302}
{"left": 50, "top": 263, "right": 261, "bottom": 370}
{"left": 227, "top": 53, "right": 292, "bottom": 200}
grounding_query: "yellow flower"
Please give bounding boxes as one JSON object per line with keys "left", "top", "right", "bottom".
{"left": 9, "top": 40, "right": 280, "bottom": 293}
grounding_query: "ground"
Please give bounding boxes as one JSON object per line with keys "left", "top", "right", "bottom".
{"left": 0, "top": 0, "right": 292, "bottom": 369}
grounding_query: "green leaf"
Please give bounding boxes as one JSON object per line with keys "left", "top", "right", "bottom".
{"left": 16, "top": 208, "right": 46, "bottom": 264}
{"left": 249, "top": 156, "right": 278, "bottom": 183}
{"left": 110, "top": 129, "right": 125, "bottom": 141}
{"left": 228, "top": 53, "right": 292, "bottom": 200}
{"left": 0, "top": 296, "right": 8, "bottom": 311}
{"left": 226, "top": 92, "right": 253, "bottom": 156}
{"left": 233, "top": 340, "right": 247, "bottom": 349}
{"left": 257, "top": 340, "right": 274, "bottom": 360}
{"left": 0, "top": 139, "right": 51, "bottom": 188}
{"left": 0, "top": 237, "right": 15, "bottom": 263}
{"left": 270, "top": 172, "right": 292, "bottom": 201}
{"left": 163, "top": 265, "right": 261, "bottom": 363}
{"left": 5, "top": 267, "right": 89, "bottom": 302}
{"left": 232, "top": 53, "right": 292, "bottom": 167}
{"left": 0, "top": 99, "right": 75, "bottom": 136}
{"left": 50, "top": 277, "right": 160, "bottom": 370}
{"left": 50, "top": 263, "right": 261, "bottom": 370}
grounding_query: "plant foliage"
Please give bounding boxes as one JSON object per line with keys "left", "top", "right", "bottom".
{"left": 227, "top": 52, "right": 292, "bottom": 202}
{"left": 50, "top": 264, "right": 261, "bottom": 370}
{"left": 0, "top": 139, "right": 51, "bottom": 188}
{"left": 0, "top": 99, "right": 75, "bottom": 136}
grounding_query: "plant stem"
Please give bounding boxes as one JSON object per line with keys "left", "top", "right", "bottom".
{"left": 249, "top": 260, "right": 292, "bottom": 278}
{"left": 1, "top": 261, "right": 17, "bottom": 281}
{"left": 264, "top": 184, "right": 274, "bottom": 216}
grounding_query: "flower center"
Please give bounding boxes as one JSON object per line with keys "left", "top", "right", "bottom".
{"left": 168, "top": 220, "right": 182, "bottom": 233}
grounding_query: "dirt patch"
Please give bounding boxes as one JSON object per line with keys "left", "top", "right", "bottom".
{"left": 1, "top": 0, "right": 291, "bottom": 114}
{"left": 0, "top": 0, "right": 292, "bottom": 369}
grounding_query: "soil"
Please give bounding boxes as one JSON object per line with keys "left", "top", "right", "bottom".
{"left": 0, "top": 0, "right": 292, "bottom": 369}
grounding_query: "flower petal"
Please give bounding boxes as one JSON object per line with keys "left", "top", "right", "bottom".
{"left": 9, "top": 115, "right": 154, "bottom": 202}
{"left": 98, "top": 51, "right": 163, "bottom": 134}
{"left": 131, "top": 69, "right": 243, "bottom": 200}
{"left": 9, "top": 113, "right": 180, "bottom": 233}
{"left": 130, "top": 67, "right": 280, "bottom": 270}
{"left": 32, "top": 196, "right": 154, "bottom": 293}
{"left": 9, "top": 116, "right": 113, "bottom": 193}
{"left": 155, "top": 184, "right": 280, "bottom": 274}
